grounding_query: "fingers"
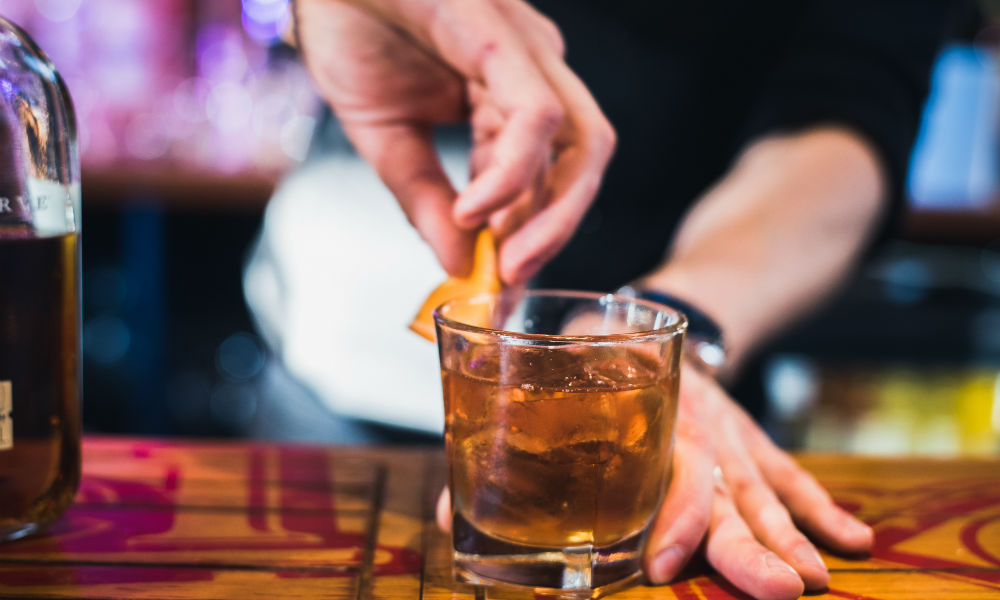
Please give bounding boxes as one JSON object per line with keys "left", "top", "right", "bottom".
{"left": 496, "top": 138, "right": 609, "bottom": 283}
{"left": 448, "top": 0, "right": 572, "bottom": 236}
{"left": 493, "top": 37, "right": 615, "bottom": 283}
{"left": 429, "top": 0, "right": 612, "bottom": 283}
{"left": 735, "top": 407, "right": 874, "bottom": 554}
{"left": 492, "top": 0, "right": 566, "bottom": 57}
{"left": 452, "top": 102, "right": 560, "bottom": 229}
{"left": 306, "top": 0, "right": 610, "bottom": 281}
{"left": 345, "top": 122, "right": 476, "bottom": 277}
{"left": 643, "top": 377, "right": 714, "bottom": 584}
{"left": 715, "top": 413, "right": 829, "bottom": 590}
{"left": 422, "top": 1, "right": 564, "bottom": 233}
{"left": 436, "top": 487, "right": 451, "bottom": 532}
{"left": 706, "top": 481, "right": 805, "bottom": 600}
{"left": 487, "top": 169, "right": 545, "bottom": 240}
{"left": 686, "top": 368, "right": 835, "bottom": 592}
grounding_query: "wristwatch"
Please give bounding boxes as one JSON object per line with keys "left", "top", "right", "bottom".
{"left": 616, "top": 285, "right": 727, "bottom": 376}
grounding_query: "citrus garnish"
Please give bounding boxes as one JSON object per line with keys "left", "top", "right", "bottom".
{"left": 409, "top": 229, "right": 501, "bottom": 341}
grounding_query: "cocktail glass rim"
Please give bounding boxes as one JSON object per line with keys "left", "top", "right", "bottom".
{"left": 433, "top": 288, "right": 688, "bottom": 344}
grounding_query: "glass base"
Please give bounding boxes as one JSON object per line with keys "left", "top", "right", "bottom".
{"left": 0, "top": 522, "right": 40, "bottom": 543}
{"left": 452, "top": 513, "right": 646, "bottom": 599}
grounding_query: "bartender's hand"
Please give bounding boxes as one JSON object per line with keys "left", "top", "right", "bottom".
{"left": 642, "top": 363, "right": 874, "bottom": 599}
{"left": 433, "top": 359, "right": 873, "bottom": 600}
{"left": 296, "top": 0, "right": 615, "bottom": 284}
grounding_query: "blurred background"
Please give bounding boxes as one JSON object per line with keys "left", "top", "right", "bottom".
{"left": 1, "top": 0, "right": 999, "bottom": 455}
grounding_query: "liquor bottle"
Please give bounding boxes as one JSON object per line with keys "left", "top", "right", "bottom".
{"left": 0, "top": 15, "right": 81, "bottom": 541}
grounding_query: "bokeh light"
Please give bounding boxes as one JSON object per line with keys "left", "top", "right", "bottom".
{"left": 241, "top": 0, "right": 290, "bottom": 43}
{"left": 6, "top": 0, "right": 318, "bottom": 174}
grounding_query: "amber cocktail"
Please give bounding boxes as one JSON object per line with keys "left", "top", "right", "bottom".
{"left": 435, "top": 290, "right": 686, "bottom": 598}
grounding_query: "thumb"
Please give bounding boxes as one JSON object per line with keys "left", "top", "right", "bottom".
{"left": 344, "top": 122, "right": 476, "bottom": 276}
{"left": 437, "top": 487, "right": 451, "bottom": 532}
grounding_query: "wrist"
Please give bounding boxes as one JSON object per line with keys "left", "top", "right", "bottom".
{"left": 633, "top": 261, "right": 755, "bottom": 373}
{"left": 616, "top": 283, "right": 727, "bottom": 377}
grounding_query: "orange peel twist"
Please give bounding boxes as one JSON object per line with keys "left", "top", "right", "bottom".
{"left": 409, "top": 229, "right": 501, "bottom": 341}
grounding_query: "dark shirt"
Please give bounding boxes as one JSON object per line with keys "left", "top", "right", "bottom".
{"left": 532, "top": 0, "right": 980, "bottom": 292}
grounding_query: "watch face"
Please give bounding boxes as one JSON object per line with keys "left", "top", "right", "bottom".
{"left": 691, "top": 339, "right": 726, "bottom": 370}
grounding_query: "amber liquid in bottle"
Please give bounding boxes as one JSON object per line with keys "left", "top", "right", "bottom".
{"left": 0, "top": 233, "right": 81, "bottom": 540}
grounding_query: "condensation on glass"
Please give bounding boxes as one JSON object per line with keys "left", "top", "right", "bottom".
{"left": 0, "top": 15, "right": 81, "bottom": 541}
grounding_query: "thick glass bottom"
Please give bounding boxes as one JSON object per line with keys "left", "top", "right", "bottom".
{"left": 0, "top": 521, "right": 40, "bottom": 542}
{"left": 452, "top": 512, "right": 647, "bottom": 599}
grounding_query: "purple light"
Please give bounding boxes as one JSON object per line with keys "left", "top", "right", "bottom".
{"left": 32, "top": 0, "right": 83, "bottom": 23}
{"left": 240, "top": 0, "right": 289, "bottom": 43}
{"left": 0, "top": 80, "right": 15, "bottom": 101}
{"left": 242, "top": 0, "right": 288, "bottom": 23}
{"left": 196, "top": 25, "right": 248, "bottom": 81}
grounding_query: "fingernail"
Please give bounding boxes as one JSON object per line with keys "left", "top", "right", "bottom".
{"left": 792, "top": 542, "right": 826, "bottom": 571}
{"left": 764, "top": 552, "right": 799, "bottom": 577}
{"left": 649, "top": 545, "right": 686, "bottom": 584}
{"left": 843, "top": 515, "right": 875, "bottom": 546}
{"left": 793, "top": 542, "right": 830, "bottom": 590}
{"left": 453, "top": 202, "right": 487, "bottom": 228}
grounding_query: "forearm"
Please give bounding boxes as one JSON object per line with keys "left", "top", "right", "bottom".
{"left": 638, "top": 127, "right": 887, "bottom": 371}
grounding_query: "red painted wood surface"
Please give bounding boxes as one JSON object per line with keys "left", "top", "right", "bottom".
{"left": 0, "top": 438, "right": 995, "bottom": 599}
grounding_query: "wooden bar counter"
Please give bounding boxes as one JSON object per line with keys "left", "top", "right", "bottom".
{"left": 0, "top": 437, "right": 996, "bottom": 599}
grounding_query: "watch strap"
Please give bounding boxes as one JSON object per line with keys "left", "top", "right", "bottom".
{"left": 617, "top": 285, "right": 727, "bottom": 374}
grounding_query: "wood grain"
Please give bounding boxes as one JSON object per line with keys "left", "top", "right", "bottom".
{"left": 0, "top": 438, "right": 995, "bottom": 599}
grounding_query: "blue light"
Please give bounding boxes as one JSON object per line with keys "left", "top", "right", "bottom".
{"left": 908, "top": 44, "right": 1000, "bottom": 208}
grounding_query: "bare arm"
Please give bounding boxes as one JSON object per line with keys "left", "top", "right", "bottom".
{"left": 637, "top": 127, "right": 886, "bottom": 371}
{"left": 640, "top": 127, "right": 882, "bottom": 598}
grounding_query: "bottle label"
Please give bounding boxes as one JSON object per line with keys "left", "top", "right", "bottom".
{"left": 0, "top": 382, "right": 10, "bottom": 450}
